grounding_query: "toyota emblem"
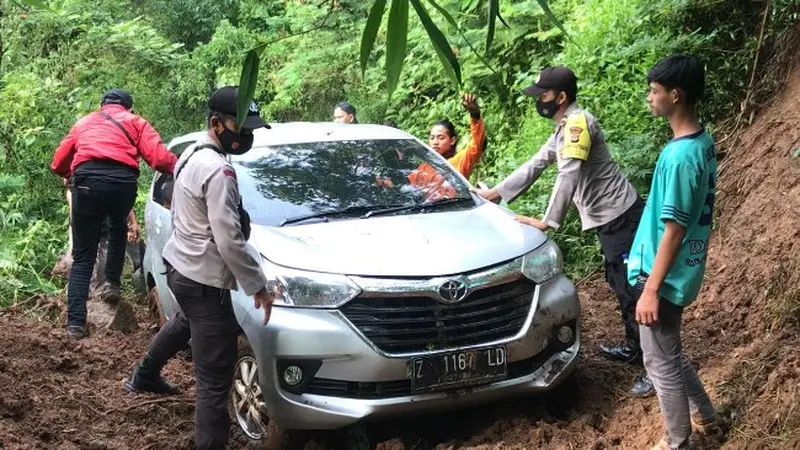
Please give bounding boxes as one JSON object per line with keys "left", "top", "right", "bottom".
{"left": 437, "top": 279, "right": 468, "bottom": 303}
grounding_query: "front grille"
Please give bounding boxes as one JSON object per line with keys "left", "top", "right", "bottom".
{"left": 305, "top": 344, "right": 559, "bottom": 399}
{"left": 340, "top": 278, "right": 536, "bottom": 354}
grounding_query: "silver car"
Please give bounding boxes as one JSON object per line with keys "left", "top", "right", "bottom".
{"left": 143, "top": 123, "right": 580, "bottom": 443}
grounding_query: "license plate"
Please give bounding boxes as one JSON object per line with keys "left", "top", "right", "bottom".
{"left": 410, "top": 346, "right": 507, "bottom": 393}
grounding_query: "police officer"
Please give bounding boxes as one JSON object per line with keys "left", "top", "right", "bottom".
{"left": 475, "top": 66, "right": 654, "bottom": 397}
{"left": 125, "top": 86, "right": 278, "bottom": 449}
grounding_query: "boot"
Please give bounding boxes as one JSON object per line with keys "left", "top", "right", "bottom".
{"left": 630, "top": 372, "right": 656, "bottom": 397}
{"left": 67, "top": 325, "right": 89, "bottom": 340}
{"left": 124, "top": 354, "right": 179, "bottom": 395}
{"left": 100, "top": 281, "right": 122, "bottom": 305}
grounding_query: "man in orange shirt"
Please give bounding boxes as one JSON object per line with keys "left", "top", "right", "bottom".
{"left": 428, "top": 93, "right": 487, "bottom": 179}
{"left": 401, "top": 94, "right": 487, "bottom": 200}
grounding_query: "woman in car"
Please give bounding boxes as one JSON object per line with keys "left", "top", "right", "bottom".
{"left": 376, "top": 94, "right": 487, "bottom": 201}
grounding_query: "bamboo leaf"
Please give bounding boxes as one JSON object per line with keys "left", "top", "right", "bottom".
{"left": 535, "top": 0, "right": 568, "bottom": 38}
{"left": 410, "top": 0, "right": 461, "bottom": 88}
{"left": 427, "top": 0, "right": 459, "bottom": 28}
{"left": 386, "top": 0, "right": 409, "bottom": 97}
{"left": 497, "top": 7, "right": 509, "bottom": 28}
{"left": 360, "top": 0, "right": 387, "bottom": 76}
{"left": 236, "top": 49, "right": 260, "bottom": 128}
{"left": 486, "top": 0, "right": 498, "bottom": 54}
{"left": 16, "top": 0, "right": 49, "bottom": 9}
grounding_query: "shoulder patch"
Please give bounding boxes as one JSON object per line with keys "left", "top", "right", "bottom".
{"left": 223, "top": 168, "right": 237, "bottom": 179}
{"left": 562, "top": 112, "right": 591, "bottom": 161}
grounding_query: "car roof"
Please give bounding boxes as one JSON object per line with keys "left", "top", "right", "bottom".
{"left": 166, "top": 123, "right": 417, "bottom": 151}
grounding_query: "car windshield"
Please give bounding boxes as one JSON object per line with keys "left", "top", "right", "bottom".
{"left": 232, "top": 139, "right": 474, "bottom": 227}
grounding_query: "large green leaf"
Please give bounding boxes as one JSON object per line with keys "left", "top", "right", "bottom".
{"left": 16, "top": 0, "right": 51, "bottom": 10}
{"left": 360, "top": 0, "right": 387, "bottom": 76}
{"left": 535, "top": 0, "right": 568, "bottom": 38}
{"left": 427, "top": 0, "right": 459, "bottom": 28}
{"left": 385, "top": 0, "right": 409, "bottom": 97}
{"left": 237, "top": 49, "right": 260, "bottom": 128}
{"left": 486, "top": 0, "right": 498, "bottom": 54}
{"left": 410, "top": 0, "right": 461, "bottom": 88}
{"left": 428, "top": 0, "right": 498, "bottom": 75}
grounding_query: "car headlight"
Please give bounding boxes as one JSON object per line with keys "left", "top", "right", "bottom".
{"left": 521, "top": 239, "right": 563, "bottom": 283}
{"left": 261, "top": 257, "right": 361, "bottom": 308}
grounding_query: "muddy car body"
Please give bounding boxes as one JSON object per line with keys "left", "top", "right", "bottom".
{"left": 143, "top": 123, "right": 580, "bottom": 440}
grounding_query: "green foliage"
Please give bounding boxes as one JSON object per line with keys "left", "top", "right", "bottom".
{"left": 0, "top": 0, "right": 794, "bottom": 304}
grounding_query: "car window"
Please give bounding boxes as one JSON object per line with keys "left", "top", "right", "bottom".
{"left": 152, "top": 174, "right": 174, "bottom": 209}
{"left": 232, "top": 139, "right": 474, "bottom": 226}
{"left": 169, "top": 141, "right": 195, "bottom": 157}
{"left": 151, "top": 140, "right": 194, "bottom": 208}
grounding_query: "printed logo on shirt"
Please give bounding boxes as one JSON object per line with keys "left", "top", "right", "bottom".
{"left": 569, "top": 126, "right": 583, "bottom": 143}
{"left": 562, "top": 112, "right": 591, "bottom": 161}
{"left": 223, "top": 168, "right": 237, "bottom": 179}
{"left": 688, "top": 239, "right": 707, "bottom": 255}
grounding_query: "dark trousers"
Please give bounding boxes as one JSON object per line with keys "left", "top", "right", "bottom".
{"left": 146, "top": 266, "right": 238, "bottom": 450}
{"left": 67, "top": 176, "right": 137, "bottom": 327}
{"left": 596, "top": 197, "right": 645, "bottom": 350}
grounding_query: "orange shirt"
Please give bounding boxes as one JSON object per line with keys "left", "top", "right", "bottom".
{"left": 447, "top": 116, "right": 487, "bottom": 179}
{"left": 407, "top": 163, "right": 456, "bottom": 201}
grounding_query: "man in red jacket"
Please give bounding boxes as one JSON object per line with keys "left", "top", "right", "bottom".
{"left": 51, "top": 89, "right": 177, "bottom": 340}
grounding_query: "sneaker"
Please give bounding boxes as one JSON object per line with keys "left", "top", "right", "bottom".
{"left": 100, "top": 282, "right": 121, "bottom": 305}
{"left": 66, "top": 325, "right": 89, "bottom": 340}
{"left": 599, "top": 343, "right": 643, "bottom": 365}
{"left": 630, "top": 372, "right": 656, "bottom": 397}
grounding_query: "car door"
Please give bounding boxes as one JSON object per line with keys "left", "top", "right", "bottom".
{"left": 145, "top": 138, "right": 197, "bottom": 320}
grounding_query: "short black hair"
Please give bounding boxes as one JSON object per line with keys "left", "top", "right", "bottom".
{"left": 647, "top": 54, "right": 705, "bottom": 104}
{"left": 101, "top": 88, "right": 134, "bottom": 109}
{"left": 563, "top": 88, "right": 577, "bottom": 104}
{"left": 206, "top": 110, "right": 233, "bottom": 128}
{"left": 434, "top": 120, "right": 457, "bottom": 139}
{"left": 335, "top": 101, "right": 357, "bottom": 116}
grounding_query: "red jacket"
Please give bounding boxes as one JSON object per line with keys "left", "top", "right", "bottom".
{"left": 50, "top": 104, "right": 177, "bottom": 178}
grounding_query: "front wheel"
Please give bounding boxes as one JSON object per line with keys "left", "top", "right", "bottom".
{"left": 147, "top": 286, "right": 167, "bottom": 328}
{"left": 231, "top": 336, "right": 308, "bottom": 449}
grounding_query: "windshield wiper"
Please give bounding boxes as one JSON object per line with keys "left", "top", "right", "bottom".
{"left": 280, "top": 204, "right": 405, "bottom": 226}
{"left": 363, "top": 197, "right": 474, "bottom": 218}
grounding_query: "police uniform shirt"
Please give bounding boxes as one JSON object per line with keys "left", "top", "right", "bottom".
{"left": 162, "top": 134, "right": 267, "bottom": 296}
{"left": 496, "top": 103, "right": 638, "bottom": 230}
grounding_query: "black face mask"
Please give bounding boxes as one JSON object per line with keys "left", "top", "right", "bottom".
{"left": 536, "top": 98, "right": 559, "bottom": 119}
{"left": 215, "top": 120, "right": 254, "bottom": 155}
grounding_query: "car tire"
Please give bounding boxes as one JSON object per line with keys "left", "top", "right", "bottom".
{"left": 232, "top": 336, "right": 308, "bottom": 450}
{"left": 147, "top": 285, "right": 167, "bottom": 328}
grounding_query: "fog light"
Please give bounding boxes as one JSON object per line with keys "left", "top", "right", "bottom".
{"left": 283, "top": 365, "right": 303, "bottom": 386}
{"left": 556, "top": 325, "right": 574, "bottom": 344}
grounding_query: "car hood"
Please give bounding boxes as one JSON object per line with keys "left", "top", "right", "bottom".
{"left": 250, "top": 203, "right": 547, "bottom": 277}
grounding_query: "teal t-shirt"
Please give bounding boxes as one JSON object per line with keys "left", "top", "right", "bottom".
{"left": 627, "top": 129, "right": 717, "bottom": 306}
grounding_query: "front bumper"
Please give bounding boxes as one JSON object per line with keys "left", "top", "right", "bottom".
{"left": 233, "top": 274, "right": 580, "bottom": 430}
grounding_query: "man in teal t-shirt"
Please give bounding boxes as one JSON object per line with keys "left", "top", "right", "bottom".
{"left": 627, "top": 129, "right": 717, "bottom": 304}
{"left": 628, "top": 55, "right": 721, "bottom": 450}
